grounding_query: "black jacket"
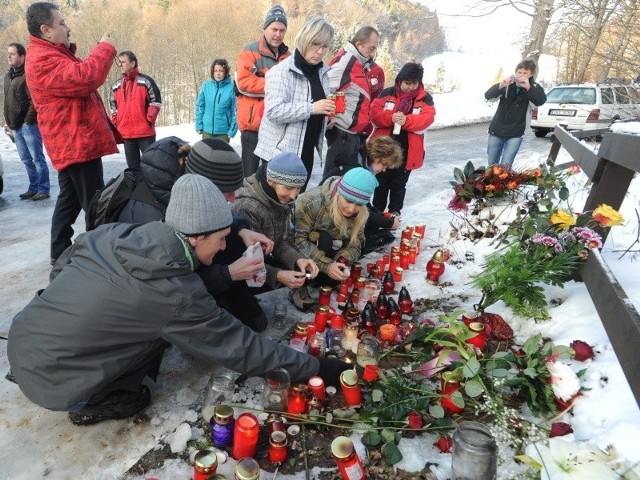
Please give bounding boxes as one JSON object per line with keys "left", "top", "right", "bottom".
{"left": 485, "top": 77, "right": 546, "bottom": 138}
{"left": 3, "top": 64, "right": 37, "bottom": 129}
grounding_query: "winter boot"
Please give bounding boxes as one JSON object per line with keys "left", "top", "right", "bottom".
{"left": 289, "top": 284, "right": 316, "bottom": 312}
{"left": 68, "top": 385, "right": 151, "bottom": 426}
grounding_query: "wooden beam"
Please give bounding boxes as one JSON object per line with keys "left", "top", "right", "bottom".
{"left": 598, "top": 132, "right": 640, "bottom": 173}
{"left": 578, "top": 251, "right": 640, "bottom": 408}
{"left": 552, "top": 126, "right": 600, "bottom": 178}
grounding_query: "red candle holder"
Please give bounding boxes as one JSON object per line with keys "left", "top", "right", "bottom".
{"left": 287, "top": 385, "right": 309, "bottom": 415}
{"left": 268, "top": 430, "right": 288, "bottom": 464}
{"left": 339, "top": 370, "right": 362, "bottom": 406}
{"left": 398, "top": 286, "right": 413, "bottom": 314}
{"left": 390, "top": 246, "right": 400, "bottom": 257}
{"left": 382, "top": 254, "right": 390, "bottom": 265}
{"left": 370, "top": 264, "right": 381, "bottom": 280}
{"left": 392, "top": 267, "right": 403, "bottom": 282}
{"left": 318, "top": 286, "right": 332, "bottom": 306}
{"left": 382, "top": 270, "right": 395, "bottom": 295}
{"left": 400, "top": 251, "right": 410, "bottom": 270}
{"left": 379, "top": 323, "right": 397, "bottom": 341}
{"left": 291, "top": 322, "right": 309, "bottom": 340}
{"left": 193, "top": 450, "right": 218, "bottom": 480}
{"left": 387, "top": 298, "right": 402, "bottom": 325}
{"left": 466, "top": 322, "right": 487, "bottom": 350}
{"left": 439, "top": 373, "right": 463, "bottom": 414}
{"left": 314, "top": 306, "right": 330, "bottom": 333}
{"left": 389, "top": 255, "right": 400, "bottom": 272}
{"left": 400, "top": 239, "right": 411, "bottom": 253}
{"left": 331, "top": 314, "right": 345, "bottom": 330}
{"left": 426, "top": 250, "right": 446, "bottom": 284}
{"left": 331, "top": 437, "right": 366, "bottom": 480}
{"left": 415, "top": 223, "right": 426, "bottom": 237}
{"left": 376, "top": 258, "right": 385, "bottom": 271}
{"left": 408, "top": 246, "right": 417, "bottom": 265}
{"left": 355, "top": 276, "right": 366, "bottom": 291}
{"left": 350, "top": 262, "right": 362, "bottom": 283}
{"left": 362, "top": 364, "right": 380, "bottom": 382}
{"left": 401, "top": 227, "right": 413, "bottom": 240}
{"left": 307, "top": 375, "right": 326, "bottom": 402}
{"left": 366, "top": 262, "right": 374, "bottom": 274}
{"left": 232, "top": 412, "right": 259, "bottom": 460}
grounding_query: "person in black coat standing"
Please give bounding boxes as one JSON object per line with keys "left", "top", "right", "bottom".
{"left": 485, "top": 59, "right": 546, "bottom": 167}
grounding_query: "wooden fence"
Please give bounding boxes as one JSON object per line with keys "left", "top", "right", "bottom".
{"left": 547, "top": 125, "right": 640, "bottom": 408}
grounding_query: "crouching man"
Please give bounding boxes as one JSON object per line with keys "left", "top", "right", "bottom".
{"left": 7, "top": 174, "right": 349, "bottom": 425}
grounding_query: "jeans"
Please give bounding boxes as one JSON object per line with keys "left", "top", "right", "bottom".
{"left": 51, "top": 159, "right": 104, "bottom": 260}
{"left": 487, "top": 134, "right": 523, "bottom": 167}
{"left": 123, "top": 136, "right": 156, "bottom": 170}
{"left": 240, "top": 130, "right": 260, "bottom": 178}
{"left": 14, "top": 123, "right": 50, "bottom": 193}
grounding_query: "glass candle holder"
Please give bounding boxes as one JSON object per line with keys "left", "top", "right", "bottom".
{"left": 400, "top": 251, "right": 410, "bottom": 270}
{"left": 266, "top": 413, "right": 286, "bottom": 434}
{"left": 415, "top": 223, "right": 426, "bottom": 237}
{"left": 339, "top": 369, "right": 362, "bottom": 406}
{"left": 440, "top": 372, "right": 464, "bottom": 414}
{"left": 393, "top": 266, "right": 403, "bottom": 282}
{"left": 383, "top": 253, "right": 390, "bottom": 265}
{"left": 342, "top": 322, "right": 360, "bottom": 353}
{"left": 307, "top": 375, "right": 326, "bottom": 402}
{"left": 201, "top": 369, "right": 237, "bottom": 423}
{"left": 375, "top": 258, "right": 385, "bottom": 271}
{"left": 401, "top": 227, "right": 413, "bottom": 240}
{"left": 318, "top": 285, "right": 332, "bottom": 306}
{"left": 193, "top": 449, "right": 218, "bottom": 480}
{"left": 375, "top": 294, "right": 389, "bottom": 321}
{"left": 287, "top": 385, "right": 309, "bottom": 415}
{"left": 272, "top": 303, "right": 288, "bottom": 329}
{"left": 355, "top": 276, "right": 366, "bottom": 291}
{"left": 426, "top": 249, "right": 446, "bottom": 284}
{"left": 234, "top": 457, "right": 260, "bottom": 480}
{"left": 389, "top": 255, "right": 400, "bottom": 272}
{"left": 331, "top": 314, "right": 345, "bottom": 330}
{"left": 327, "top": 328, "right": 346, "bottom": 357}
{"left": 398, "top": 286, "right": 413, "bottom": 314}
{"left": 232, "top": 413, "right": 259, "bottom": 460}
{"left": 331, "top": 436, "right": 366, "bottom": 480}
{"left": 268, "top": 430, "right": 288, "bottom": 465}
{"left": 356, "top": 333, "right": 380, "bottom": 367}
{"left": 292, "top": 321, "right": 309, "bottom": 340}
{"left": 263, "top": 368, "right": 290, "bottom": 412}
{"left": 308, "top": 332, "right": 326, "bottom": 358}
{"left": 314, "top": 305, "right": 330, "bottom": 333}
{"left": 210, "top": 404, "right": 234, "bottom": 448}
{"left": 408, "top": 246, "right": 417, "bottom": 265}
{"left": 370, "top": 264, "right": 382, "bottom": 281}
{"left": 466, "top": 322, "right": 487, "bottom": 350}
{"left": 350, "top": 262, "right": 362, "bottom": 282}
{"left": 387, "top": 297, "right": 402, "bottom": 326}
{"left": 363, "top": 278, "right": 381, "bottom": 303}
{"left": 452, "top": 421, "right": 498, "bottom": 480}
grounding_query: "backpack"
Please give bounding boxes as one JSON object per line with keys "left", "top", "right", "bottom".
{"left": 87, "top": 168, "right": 160, "bottom": 230}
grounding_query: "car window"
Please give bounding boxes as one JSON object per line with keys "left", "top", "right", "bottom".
{"left": 547, "top": 87, "right": 596, "bottom": 104}
{"left": 601, "top": 88, "right": 615, "bottom": 104}
{"left": 614, "top": 87, "right": 631, "bottom": 104}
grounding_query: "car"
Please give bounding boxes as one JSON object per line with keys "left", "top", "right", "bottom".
{"left": 530, "top": 83, "right": 640, "bottom": 137}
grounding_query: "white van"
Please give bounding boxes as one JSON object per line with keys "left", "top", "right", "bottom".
{"left": 530, "top": 83, "right": 640, "bottom": 137}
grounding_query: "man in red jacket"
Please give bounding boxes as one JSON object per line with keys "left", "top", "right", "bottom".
{"left": 109, "top": 51, "right": 161, "bottom": 170}
{"left": 25, "top": 2, "right": 119, "bottom": 264}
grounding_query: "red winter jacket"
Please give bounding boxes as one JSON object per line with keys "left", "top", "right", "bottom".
{"left": 370, "top": 84, "right": 436, "bottom": 170}
{"left": 109, "top": 68, "right": 161, "bottom": 139}
{"left": 25, "top": 36, "right": 118, "bottom": 171}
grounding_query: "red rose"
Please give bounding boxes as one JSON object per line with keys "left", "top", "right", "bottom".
{"left": 570, "top": 340, "right": 595, "bottom": 361}
{"left": 407, "top": 411, "right": 423, "bottom": 429}
{"left": 433, "top": 435, "right": 453, "bottom": 453}
{"left": 550, "top": 422, "right": 573, "bottom": 437}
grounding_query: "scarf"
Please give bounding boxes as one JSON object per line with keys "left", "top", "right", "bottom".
{"left": 395, "top": 85, "right": 420, "bottom": 114}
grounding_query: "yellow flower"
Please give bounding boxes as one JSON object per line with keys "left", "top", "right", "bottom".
{"left": 550, "top": 210, "right": 576, "bottom": 230}
{"left": 592, "top": 204, "right": 624, "bottom": 227}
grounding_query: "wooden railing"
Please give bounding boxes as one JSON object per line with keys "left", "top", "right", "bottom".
{"left": 547, "top": 125, "right": 640, "bottom": 407}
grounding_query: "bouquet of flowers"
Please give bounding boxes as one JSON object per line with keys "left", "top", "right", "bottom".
{"left": 448, "top": 161, "right": 544, "bottom": 211}
{"left": 473, "top": 204, "right": 624, "bottom": 319}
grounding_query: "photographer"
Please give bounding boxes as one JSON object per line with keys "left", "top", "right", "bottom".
{"left": 484, "top": 59, "right": 546, "bottom": 167}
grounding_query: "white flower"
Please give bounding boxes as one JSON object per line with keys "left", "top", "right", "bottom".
{"left": 525, "top": 438, "right": 620, "bottom": 480}
{"left": 546, "top": 361, "right": 580, "bottom": 401}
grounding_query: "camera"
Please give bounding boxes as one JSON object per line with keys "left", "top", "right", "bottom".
{"left": 511, "top": 75, "right": 517, "bottom": 83}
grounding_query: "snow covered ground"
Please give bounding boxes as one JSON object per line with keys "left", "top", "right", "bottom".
{"left": 1, "top": 81, "right": 640, "bottom": 480}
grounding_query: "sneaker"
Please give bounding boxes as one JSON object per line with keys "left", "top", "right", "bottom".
{"left": 289, "top": 285, "right": 316, "bottom": 312}
{"left": 19, "top": 191, "right": 36, "bottom": 200}
{"left": 68, "top": 385, "right": 151, "bottom": 426}
{"left": 5, "top": 369, "right": 17, "bottom": 384}
{"left": 31, "top": 192, "right": 50, "bottom": 201}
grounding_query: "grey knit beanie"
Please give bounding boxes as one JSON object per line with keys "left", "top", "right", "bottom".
{"left": 165, "top": 174, "right": 233, "bottom": 235}
{"left": 185, "top": 139, "right": 243, "bottom": 193}
{"left": 264, "top": 4, "right": 287, "bottom": 29}
{"left": 266, "top": 152, "right": 307, "bottom": 187}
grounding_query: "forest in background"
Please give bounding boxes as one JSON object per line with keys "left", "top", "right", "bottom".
{"left": 0, "top": 0, "right": 446, "bottom": 127}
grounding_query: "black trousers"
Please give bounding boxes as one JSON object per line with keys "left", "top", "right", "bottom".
{"left": 372, "top": 166, "right": 412, "bottom": 214}
{"left": 322, "top": 128, "right": 361, "bottom": 180}
{"left": 123, "top": 136, "right": 156, "bottom": 170}
{"left": 51, "top": 159, "right": 104, "bottom": 260}
{"left": 240, "top": 130, "right": 260, "bottom": 178}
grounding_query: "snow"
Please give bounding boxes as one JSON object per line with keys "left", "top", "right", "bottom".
{"left": 2, "top": 63, "right": 640, "bottom": 480}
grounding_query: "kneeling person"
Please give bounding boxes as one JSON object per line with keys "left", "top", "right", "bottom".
{"left": 7, "top": 174, "right": 348, "bottom": 425}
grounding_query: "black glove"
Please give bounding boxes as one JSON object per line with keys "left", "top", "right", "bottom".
{"left": 317, "top": 357, "right": 352, "bottom": 387}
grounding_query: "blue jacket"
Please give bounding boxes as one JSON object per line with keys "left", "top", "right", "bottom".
{"left": 195, "top": 76, "right": 238, "bottom": 137}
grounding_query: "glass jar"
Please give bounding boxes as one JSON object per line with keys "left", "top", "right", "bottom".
{"left": 318, "top": 285, "right": 332, "bottom": 306}
{"left": 263, "top": 368, "right": 290, "bottom": 412}
{"left": 193, "top": 449, "right": 218, "bottom": 480}
{"left": 210, "top": 404, "right": 234, "bottom": 448}
{"left": 307, "top": 375, "right": 326, "bottom": 402}
{"left": 452, "top": 421, "right": 498, "bottom": 480}
{"left": 268, "top": 430, "right": 288, "bottom": 465}
{"left": 234, "top": 457, "right": 260, "bottom": 480}
{"left": 400, "top": 251, "right": 410, "bottom": 270}
{"left": 356, "top": 333, "right": 380, "bottom": 368}
{"left": 232, "top": 413, "right": 259, "bottom": 460}
{"left": 308, "top": 332, "right": 326, "bottom": 358}
{"left": 201, "top": 369, "right": 237, "bottom": 423}
{"left": 331, "top": 436, "right": 365, "bottom": 480}
{"left": 314, "top": 305, "right": 330, "bottom": 333}
{"left": 327, "top": 328, "right": 346, "bottom": 357}
{"left": 266, "top": 413, "right": 286, "bottom": 433}
{"left": 287, "top": 385, "right": 309, "bottom": 414}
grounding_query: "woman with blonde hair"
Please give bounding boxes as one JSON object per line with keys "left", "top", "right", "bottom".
{"left": 291, "top": 167, "right": 377, "bottom": 311}
{"left": 254, "top": 16, "right": 336, "bottom": 190}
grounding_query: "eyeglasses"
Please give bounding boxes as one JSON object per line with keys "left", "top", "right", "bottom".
{"left": 311, "top": 42, "right": 330, "bottom": 52}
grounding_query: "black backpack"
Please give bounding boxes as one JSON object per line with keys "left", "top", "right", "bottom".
{"left": 87, "top": 168, "right": 160, "bottom": 230}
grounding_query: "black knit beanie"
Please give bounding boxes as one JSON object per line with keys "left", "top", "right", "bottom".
{"left": 185, "top": 139, "right": 243, "bottom": 193}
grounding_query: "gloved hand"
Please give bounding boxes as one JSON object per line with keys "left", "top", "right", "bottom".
{"left": 317, "top": 357, "right": 352, "bottom": 387}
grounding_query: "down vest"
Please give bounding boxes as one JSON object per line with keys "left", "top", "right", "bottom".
{"left": 25, "top": 36, "right": 118, "bottom": 170}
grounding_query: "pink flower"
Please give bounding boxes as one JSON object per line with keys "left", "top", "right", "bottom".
{"left": 433, "top": 435, "right": 453, "bottom": 453}
{"left": 550, "top": 422, "right": 574, "bottom": 437}
{"left": 448, "top": 196, "right": 469, "bottom": 212}
{"left": 570, "top": 340, "right": 595, "bottom": 361}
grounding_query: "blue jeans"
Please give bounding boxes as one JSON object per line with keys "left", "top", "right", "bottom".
{"left": 487, "top": 134, "right": 523, "bottom": 167}
{"left": 14, "top": 123, "right": 50, "bottom": 193}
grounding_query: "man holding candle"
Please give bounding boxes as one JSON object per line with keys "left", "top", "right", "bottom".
{"left": 7, "top": 174, "right": 350, "bottom": 425}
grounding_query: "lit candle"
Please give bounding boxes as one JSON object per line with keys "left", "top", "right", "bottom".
{"left": 308, "top": 332, "right": 326, "bottom": 357}
{"left": 314, "top": 305, "right": 330, "bottom": 333}
{"left": 387, "top": 298, "right": 402, "bottom": 326}
{"left": 341, "top": 323, "right": 360, "bottom": 353}
{"left": 398, "top": 286, "right": 413, "bottom": 314}
{"left": 465, "top": 322, "right": 487, "bottom": 350}
{"left": 339, "top": 369, "right": 362, "bottom": 406}
{"left": 408, "top": 246, "right": 417, "bottom": 265}
{"left": 287, "top": 385, "right": 308, "bottom": 415}
{"left": 307, "top": 375, "right": 326, "bottom": 402}
{"left": 232, "top": 412, "right": 259, "bottom": 460}
{"left": 382, "top": 270, "right": 395, "bottom": 295}
{"left": 400, "top": 251, "right": 410, "bottom": 270}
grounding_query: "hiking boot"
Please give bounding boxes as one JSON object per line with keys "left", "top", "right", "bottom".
{"left": 5, "top": 369, "right": 17, "bottom": 384}
{"left": 289, "top": 285, "right": 316, "bottom": 312}
{"left": 31, "top": 192, "right": 50, "bottom": 201}
{"left": 19, "top": 191, "right": 36, "bottom": 200}
{"left": 68, "top": 385, "right": 151, "bottom": 426}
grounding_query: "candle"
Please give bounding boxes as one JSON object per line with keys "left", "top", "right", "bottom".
{"left": 383, "top": 253, "right": 390, "bottom": 265}
{"left": 408, "top": 246, "right": 417, "bottom": 265}
{"left": 287, "top": 385, "right": 308, "bottom": 415}
{"left": 341, "top": 322, "right": 360, "bottom": 353}
{"left": 210, "top": 405, "right": 234, "bottom": 448}
{"left": 292, "top": 321, "right": 309, "bottom": 340}
{"left": 268, "top": 430, "right": 288, "bottom": 464}
{"left": 376, "top": 258, "right": 385, "bottom": 271}
{"left": 232, "top": 412, "right": 259, "bottom": 460}
{"left": 356, "top": 333, "right": 380, "bottom": 367}
{"left": 400, "top": 251, "right": 410, "bottom": 270}
{"left": 366, "top": 262, "right": 374, "bottom": 273}
{"left": 314, "top": 305, "right": 330, "bottom": 333}
{"left": 387, "top": 297, "right": 402, "bottom": 326}
{"left": 307, "top": 375, "right": 326, "bottom": 402}
{"left": 266, "top": 413, "right": 286, "bottom": 433}
{"left": 379, "top": 323, "right": 397, "bottom": 342}
{"left": 363, "top": 278, "right": 381, "bottom": 303}
{"left": 466, "top": 322, "right": 487, "bottom": 350}
{"left": 318, "top": 286, "right": 332, "bottom": 306}
{"left": 392, "top": 267, "right": 403, "bottom": 282}
{"left": 440, "top": 373, "right": 464, "bottom": 414}
{"left": 355, "top": 276, "right": 366, "bottom": 291}
{"left": 398, "top": 286, "right": 413, "bottom": 314}
{"left": 375, "top": 294, "right": 389, "bottom": 321}
{"left": 193, "top": 450, "right": 218, "bottom": 480}
{"left": 415, "top": 223, "right": 426, "bottom": 237}
{"left": 390, "top": 245, "right": 400, "bottom": 256}
{"left": 370, "top": 264, "right": 381, "bottom": 280}
{"left": 339, "top": 369, "right": 362, "bottom": 406}
{"left": 331, "top": 436, "right": 366, "bottom": 480}
{"left": 426, "top": 249, "right": 446, "bottom": 284}
{"left": 389, "top": 254, "right": 400, "bottom": 272}
{"left": 234, "top": 457, "right": 260, "bottom": 480}
{"left": 362, "top": 364, "right": 380, "bottom": 382}
{"left": 361, "top": 301, "right": 377, "bottom": 335}
{"left": 331, "top": 314, "right": 345, "bottom": 330}
{"left": 401, "top": 227, "right": 413, "bottom": 240}
{"left": 382, "top": 270, "right": 395, "bottom": 295}
{"left": 308, "top": 332, "right": 326, "bottom": 357}
{"left": 350, "top": 262, "right": 362, "bottom": 282}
